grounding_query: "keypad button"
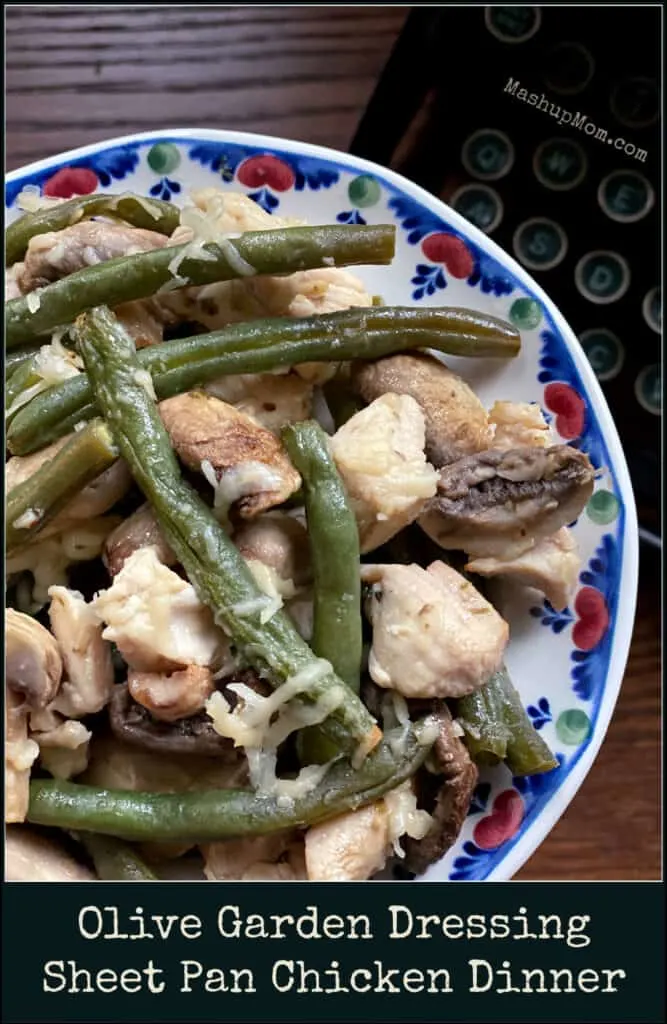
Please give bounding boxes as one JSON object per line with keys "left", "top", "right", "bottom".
{"left": 543, "top": 42, "right": 595, "bottom": 95}
{"left": 461, "top": 129, "right": 515, "bottom": 181}
{"left": 611, "top": 77, "right": 659, "bottom": 129}
{"left": 449, "top": 183, "right": 504, "bottom": 233}
{"left": 484, "top": 6, "right": 541, "bottom": 43}
{"left": 579, "top": 329, "right": 625, "bottom": 382}
{"left": 575, "top": 251, "right": 630, "bottom": 304}
{"left": 534, "top": 138, "right": 588, "bottom": 191}
{"left": 642, "top": 287, "right": 661, "bottom": 334}
{"left": 598, "top": 170, "right": 655, "bottom": 223}
{"left": 513, "top": 218, "right": 568, "bottom": 271}
{"left": 634, "top": 364, "right": 661, "bottom": 415}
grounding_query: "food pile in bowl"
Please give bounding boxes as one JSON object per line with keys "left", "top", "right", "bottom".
{"left": 5, "top": 187, "right": 595, "bottom": 881}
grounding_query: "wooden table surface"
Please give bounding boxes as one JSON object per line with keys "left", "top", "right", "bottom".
{"left": 5, "top": 5, "right": 661, "bottom": 880}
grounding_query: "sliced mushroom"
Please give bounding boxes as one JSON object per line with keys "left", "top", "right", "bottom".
{"left": 83, "top": 729, "right": 249, "bottom": 793}
{"left": 466, "top": 526, "right": 581, "bottom": 611}
{"left": 203, "top": 832, "right": 307, "bottom": 881}
{"left": 48, "top": 586, "right": 114, "bottom": 717}
{"left": 91, "top": 546, "right": 230, "bottom": 673}
{"left": 128, "top": 665, "right": 216, "bottom": 723}
{"left": 489, "top": 400, "right": 551, "bottom": 450}
{"left": 362, "top": 561, "right": 508, "bottom": 699}
{"left": 6, "top": 437, "right": 131, "bottom": 528}
{"left": 404, "top": 703, "right": 479, "bottom": 875}
{"left": 5, "top": 827, "right": 95, "bottom": 881}
{"left": 419, "top": 445, "right": 595, "bottom": 560}
{"left": 103, "top": 503, "right": 176, "bottom": 576}
{"left": 205, "top": 371, "right": 314, "bottom": 433}
{"left": 158, "top": 392, "right": 301, "bottom": 519}
{"left": 6, "top": 608, "right": 63, "bottom": 707}
{"left": 5, "top": 689, "right": 40, "bottom": 823}
{"left": 329, "top": 393, "right": 439, "bottom": 553}
{"left": 18, "top": 221, "right": 169, "bottom": 292}
{"left": 352, "top": 353, "right": 493, "bottom": 467}
{"left": 109, "top": 681, "right": 246, "bottom": 758}
{"left": 233, "top": 512, "right": 311, "bottom": 589}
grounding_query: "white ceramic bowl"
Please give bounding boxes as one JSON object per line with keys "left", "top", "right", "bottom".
{"left": 5, "top": 129, "right": 639, "bottom": 881}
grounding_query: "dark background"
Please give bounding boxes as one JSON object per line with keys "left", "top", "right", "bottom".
{"left": 4, "top": 4, "right": 660, "bottom": 881}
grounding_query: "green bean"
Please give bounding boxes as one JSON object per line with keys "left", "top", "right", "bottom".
{"left": 283, "top": 421, "right": 362, "bottom": 691}
{"left": 6, "top": 192, "right": 181, "bottom": 267}
{"left": 78, "top": 833, "right": 158, "bottom": 881}
{"left": 5, "top": 346, "right": 39, "bottom": 379}
{"left": 5, "top": 357, "right": 39, "bottom": 417}
{"left": 27, "top": 719, "right": 435, "bottom": 841}
{"left": 75, "top": 306, "right": 380, "bottom": 758}
{"left": 457, "top": 665, "right": 558, "bottom": 776}
{"left": 5, "top": 224, "right": 396, "bottom": 348}
{"left": 8, "top": 306, "right": 520, "bottom": 455}
{"left": 5, "top": 419, "right": 118, "bottom": 554}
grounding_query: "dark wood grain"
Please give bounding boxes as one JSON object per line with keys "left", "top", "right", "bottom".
{"left": 5, "top": 5, "right": 660, "bottom": 881}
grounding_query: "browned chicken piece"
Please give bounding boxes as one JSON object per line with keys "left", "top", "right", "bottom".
{"left": 202, "top": 832, "right": 307, "bottom": 881}
{"left": 5, "top": 827, "right": 95, "bottom": 881}
{"left": 128, "top": 665, "right": 216, "bottom": 723}
{"left": 159, "top": 392, "right": 301, "bottom": 519}
{"left": 466, "top": 526, "right": 581, "bottom": 611}
{"left": 17, "top": 220, "right": 169, "bottom": 291}
{"left": 489, "top": 400, "right": 552, "bottom": 449}
{"left": 204, "top": 371, "right": 313, "bottom": 433}
{"left": 419, "top": 445, "right": 595, "bottom": 560}
{"left": 362, "top": 562, "right": 508, "bottom": 699}
{"left": 233, "top": 512, "right": 311, "bottom": 589}
{"left": 6, "top": 436, "right": 131, "bottom": 531}
{"left": 330, "top": 393, "right": 439, "bottom": 553}
{"left": 48, "top": 586, "right": 114, "bottom": 717}
{"left": 352, "top": 353, "right": 493, "bottom": 467}
{"left": 91, "top": 546, "right": 229, "bottom": 673}
{"left": 404, "top": 703, "right": 479, "bottom": 876}
{"left": 103, "top": 503, "right": 176, "bottom": 576}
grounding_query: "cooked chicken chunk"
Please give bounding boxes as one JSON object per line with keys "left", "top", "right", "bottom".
{"left": 233, "top": 512, "right": 311, "bottom": 589}
{"left": 352, "top": 353, "right": 493, "bottom": 467}
{"left": 103, "top": 503, "right": 176, "bottom": 576}
{"left": 419, "top": 445, "right": 595, "bottom": 560}
{"left": 205, "top": 371, "right": 313, "bottom": 433}
{"left": 5, "top": 689, "right": 39, "bottom": 823}
{"left": 91, "top": 546, "right": 229, "bottom": 673}
{"left": 362, "top": 562, "right": 508, "bottom": 699}
{"left": 48, "top": 586, "right": 114, "bottom": 717}
{"left": 114, "top": 298, "right": 169, "bottom": 349}
{"left": 466, "top": 526, "right": 580, "bottom": 611}
{"left": 6, "top": 435, "right": 131, "bottom": 530}
{"left": 17, "top": 220, "right": 169, "bottom": 292}
{"left": 128, "top": 665, "right": 215, "bottom": 723}
{"left": 5, "top": 827, "right": 95, "bottom": 881}
{"left": 329, "top": 394, "right": 439, "bottom": 553}
{"left": 305, "top": 803, "right": 390, "bottom": 881}
{"left": 203, "top": 832, "right": 307, "bottom": 881}
{"left": 159, "top": 392, "right": 301, "bottom": 519}
{"left": 33, "top": 718, "right": 91, "bottom": 780}
{"left": 489, "top": 400, "right": 552, "bottom": 449}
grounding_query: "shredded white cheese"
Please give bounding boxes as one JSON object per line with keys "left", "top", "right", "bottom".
{"left": 383, "top": 781, "right": 433, "bottom": 858}
{"left": 132, "top": 368, "right": 157, "bottom": 399}
{"left": 16, "top": 188, "right": 65, "bottom": 213}
{"left": 25, "top": 290, "right": 42, "bottom": 313}
{"left": 6, "top": 336, "right": 83, "bottom": 420}
{"left": 12, "top": 507, "right": 41, "bottom": 530}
